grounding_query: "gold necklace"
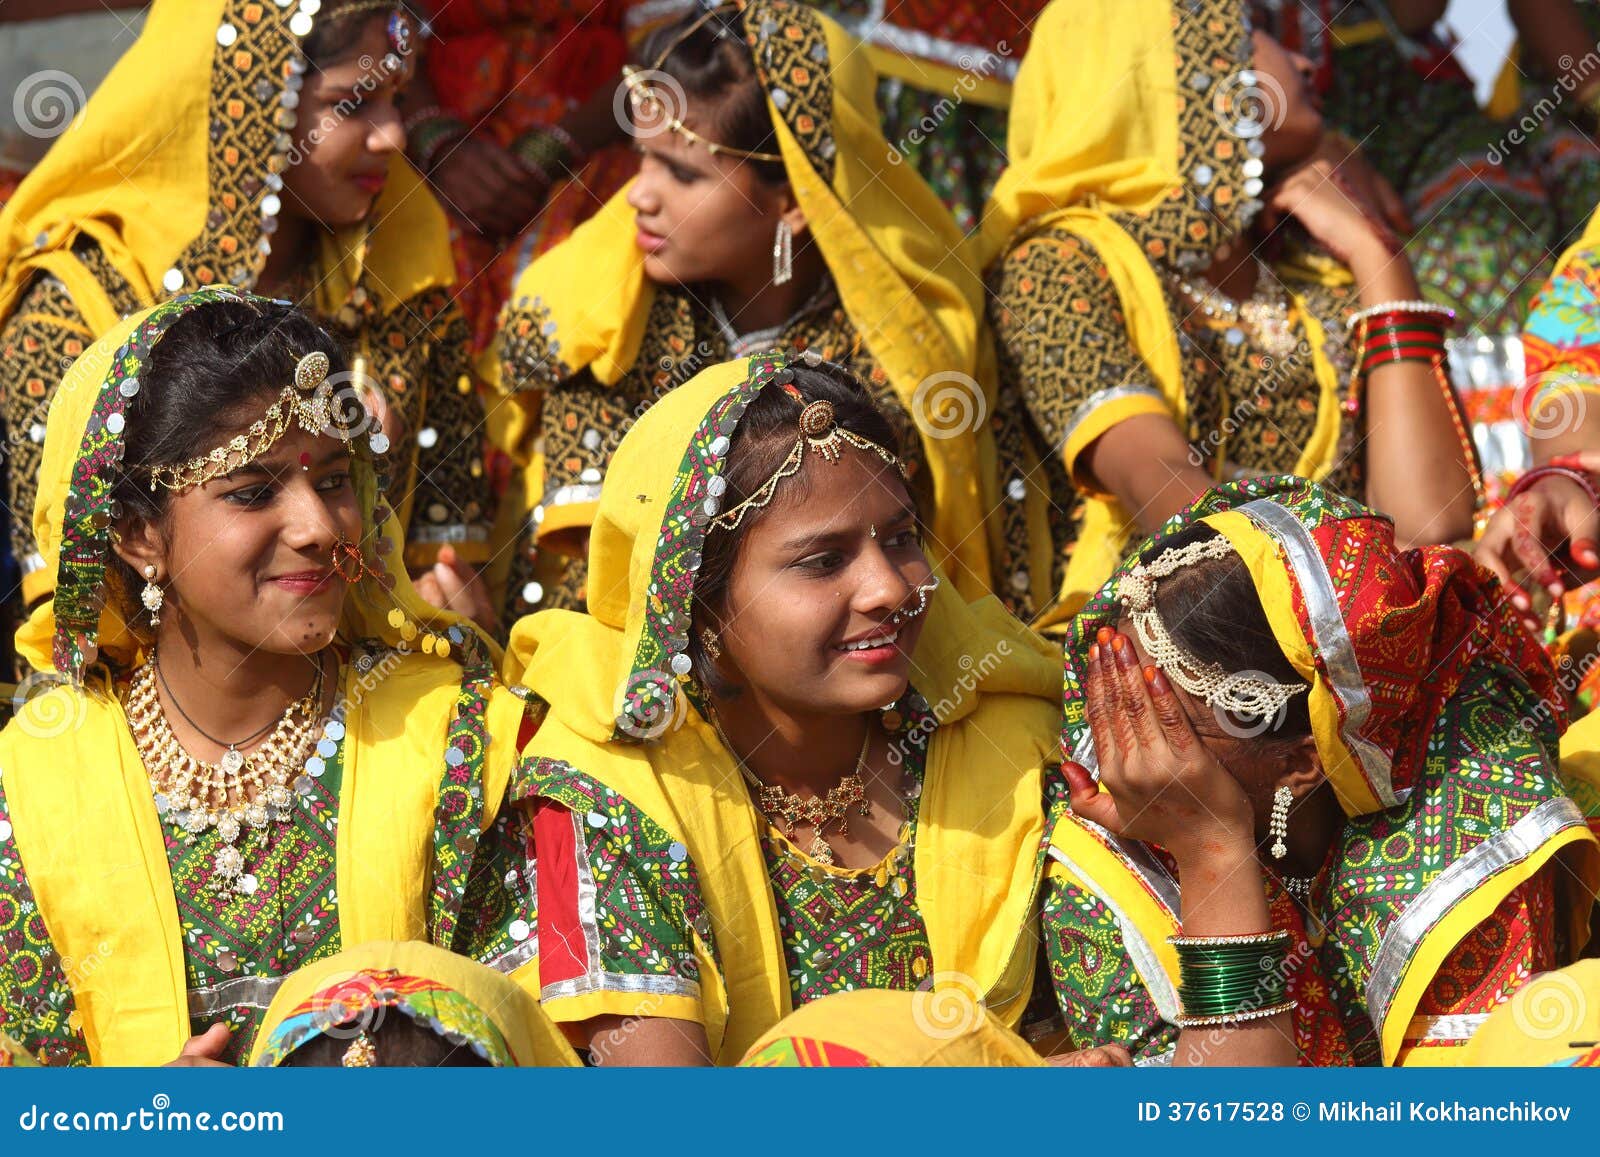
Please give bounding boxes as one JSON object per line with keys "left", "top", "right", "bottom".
{"left": 726, "top": 724, "right": 872, "bottom": 867}
{"left": 1170, "top": 258, "right": 1300, "bottom": 361}
{"left": 127, "top": 656, "right": 325, "bottom": 900}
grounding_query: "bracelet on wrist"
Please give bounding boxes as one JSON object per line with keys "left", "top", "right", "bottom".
{"left": 1173, "top": 1001, "right": 1297, "bottom": 1030}
{"left": 1346, "top": 299, "right": 1455, "bottom": 330}
{"left": 409, "top": 115, "right": 469, "bottom": 173}
{"left": 513, "top": 126, "right": 576, "bottom": 182}
{"left": 1505, "top": 465, "right": 1600, "bottom": 509}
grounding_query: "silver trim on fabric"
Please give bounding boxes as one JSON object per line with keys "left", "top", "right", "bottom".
{"left": 1403, "top": 1013, "right": 1490, "bottom": 1043}
{"left": 187, "top": 974, "right": 286, "bottom": 1018}
{"left": 1060, "top": 384, "right": 1166, "bottom": 449}
{"left": 857, "top": 21, "right": 1020, "bottom": 81}
{"left": 1238, "top": 498, "right": 1398, "bottom": 806}
{"left": 408, "top": 523, "right": 489, "bottom": 545}
{"left": 538, "top": 809, "right": 701, "bottom": 1005}
{"left": 539, "top": 483, "right": 603, "bottom": 511}
{"left": 1046, "top": 844, "right": 1181, "bottom": 1025}
{"left": 18, "top": 551, "right": 45, "bottom": 576}
{"left": 481, "top": 937, "right": 539, "bottom": 978}
{"left": 1365, "top": 796, "right": 1588, "bottom": 1032}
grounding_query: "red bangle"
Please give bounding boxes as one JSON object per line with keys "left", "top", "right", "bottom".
{"left": 1504, "top": 465, "right": 1600, "bottom": 508}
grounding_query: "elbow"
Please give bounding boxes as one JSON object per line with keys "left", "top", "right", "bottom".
{"left": 1389, "top": 498, "right": 1475, "bottom": 551}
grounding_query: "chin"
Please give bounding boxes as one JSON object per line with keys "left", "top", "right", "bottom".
{"left": 641, "top": 253, "right": 688, "bottom": 286}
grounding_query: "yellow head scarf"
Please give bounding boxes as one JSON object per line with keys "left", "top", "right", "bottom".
{"left": 978, "top": 0, "right": 1349, "bottom": 607}
{"left": 249, "top": 941, "right": 578, "bottom": 1068}
{"left": 0, "top": 0, "right": 452, "bottom": 359}
{"left": 506, "top": 352, "right": 1063, "bottom": 1063}
{"left": 1, "top": 291, "right": 524, "bottom": 1065}
{"left": 740, "top": 988, "right": 1047, "bottom": 1067}
{"left": 499, "top": 0, "right": 993, "bottom": 594}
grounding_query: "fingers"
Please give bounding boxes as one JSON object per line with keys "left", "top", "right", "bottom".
{"left": 1082, "top": 633, "right": 1125, "bottom": 787}
{"left": 1552, "top": 451, "right": 1600, "bottom": 474}
{"left": 1063, "top": 759, "right": 1121, "bottom": 831}
{"left": 1374, "top": 172, "right": 1412, "bottom": 233}
{"left": 1473, "top": 513, "right": 1533, "bottom": 619}
{"left": 181, "top": 1023, "right": 231, "bottom": 1060}
{"left": 1051, "top": 1043, "right": 1134, "bottom": 1068}
{"left": 1560, "top": 488, "right": 1600, "bottom": 573}
{"left": 1144, "top": 667, "right": 1197, "bottom": 754}
{"left": 1111, "top": 631, "right": 1161, "bottom": 750}
{"left": 1507, "top": 494, "right": 1564, "bottom": 597}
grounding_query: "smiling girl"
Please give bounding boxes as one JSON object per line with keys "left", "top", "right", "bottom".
{"left": 0, "top": 0, "right": 496, "bottom": 625}
{"left": 0, "top": 291, "right": 537, "bottom": 1066}
{"left": 507, "top": 353, "right": 1293, "bottom": 1066}
{"left": 494, "top": 0, "right": 994, "bottom": 622}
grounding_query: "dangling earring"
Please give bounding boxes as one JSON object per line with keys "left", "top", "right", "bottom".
{"left": 879, "top": 699, "right": 903, "bottom": 732}
{"left": 868, "top": 524, "right": 878, "bottom": 539}
{"left": 1268, "top": 785, "right": 1292, "bottom": 859}
{"left": 772, "top": 219, "right": 793, "bottom": 285}
{"left": 699, "top": 627, "right": 722, "bottom": 660}
{"left": 141, "top": 565, "right": 164, "bottom": 627}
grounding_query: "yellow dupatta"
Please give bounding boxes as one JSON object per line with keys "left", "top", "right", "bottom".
{"left": 0, "top": 0, "right": 462, "bottom": 603}
{"left": 976, "top": 0, "right": 1350, "bottom": 613}
{"left": 0, "top": 293, "right": 524, "bottom": 1066}
{"left": 504, "top": 353, "right": 1064, "bottom": 1064}
{"left": 248, "top": 941, "right": 579, "bottom": 1067}
{"left": 498, "top": 0, "right": 994, "bottom": 597}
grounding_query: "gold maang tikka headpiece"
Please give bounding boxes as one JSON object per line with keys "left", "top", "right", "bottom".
{"left": 710, "top": 390, "right": 904, "bottom": 532}
{"left": 620, "top": 3, "right": 784, "bottom": 164}
{"left": 143, "top": 351, "right": 356, "bottom": 491}
{"left": 1114, "top": 536, "right": 1308, "bottom": 719}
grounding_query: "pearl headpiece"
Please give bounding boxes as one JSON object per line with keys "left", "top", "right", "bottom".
{"left": 1115, "top": 535, "right": 1308, "bottom": 719}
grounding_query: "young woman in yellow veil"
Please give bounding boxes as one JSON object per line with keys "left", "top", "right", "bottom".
{"left": 0, "top": 290, "right": 536, "bottom": 1067}
{"left": 494, "top": 0, "right": 994, "bottom": 622}
{"left": 507, "top": 351, "right": 1296, "bottom": 1066}
{"left": 249, "top": 941, "right": 577, "bottom": 1067}
{"left": 0, "top": 0, "right": 496, "bottom": 624}
{"left": 978, "top": 0, "right": 1480, "bottom": 624}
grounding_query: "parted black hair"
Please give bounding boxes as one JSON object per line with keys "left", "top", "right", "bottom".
{"left": 635, "top": 6, "right": 787, "bottom": 185}
{"left": 1145, "top": 523, "right": 1313, "bottom": 742}
{"left": 302, "top": 2, "right": 399, "bottom": 68}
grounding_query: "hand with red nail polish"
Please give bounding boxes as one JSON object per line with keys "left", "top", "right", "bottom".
{"left": 1067, "top": 634, "right": 1255, "bottom": 863}
{"left": 1475, "top": 468, "right": 1600, "bottom": 609}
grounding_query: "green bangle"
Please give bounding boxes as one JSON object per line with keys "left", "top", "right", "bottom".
{"left": 513, "top": 127, "right": 575, "bottom": 181}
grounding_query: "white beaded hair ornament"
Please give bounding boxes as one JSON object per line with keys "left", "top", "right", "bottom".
{"left": 1114, "top": 535, "right": 1308, "bottom": 719}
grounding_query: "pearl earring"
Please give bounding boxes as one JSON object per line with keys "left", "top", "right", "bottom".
{"left": 141, "top": 564, "right": 164, "bottom": 627}
{"left": 1268, "top": 785, "right": 1292, "bottom": 859}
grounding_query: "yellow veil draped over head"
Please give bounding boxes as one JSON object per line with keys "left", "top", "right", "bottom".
{"left": 249, "top": 941, "right": 578, "bottom": 1068}
{"left": 0, "top": 291, "right": 524, "bottom": 1065}
{"left": 499, "top": 0, "right": 994, "bottom": 595}
{"left": 505, "top": 352, "right": 1063, "bottom": 1063}
{"left": 0, "top": 0, "right": 456, "bottom": 603}
{"left": 977, "top": 0, "right": 1351, "bottom": 609}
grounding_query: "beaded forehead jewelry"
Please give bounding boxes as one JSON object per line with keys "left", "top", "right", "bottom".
{"left": 619, "top": 2, "right": 785, "bottom": 164}
{"left": 709, "top": 394, "right": 904, "bottom": 531}
{"left": 141, "top": 351, "right": 357, "bottom": 491}
{"left": 1114, "top": 536, "right": 1308, "bottom": 719}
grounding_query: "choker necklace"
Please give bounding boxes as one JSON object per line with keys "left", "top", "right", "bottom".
{"left": 721, "top": 721, "right": 872, "bottom": 867}
{"left": 128, "top": 652, "right": 326, "bottom": 900}
{"left": 1169, "top": 257, "right": 1300, "bottom": 361}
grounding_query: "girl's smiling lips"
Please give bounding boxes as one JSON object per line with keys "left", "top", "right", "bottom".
{"left": 268, "top": 569, "right": 337, "bottom": 595}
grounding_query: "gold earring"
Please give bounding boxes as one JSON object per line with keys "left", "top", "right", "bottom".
{"left": 141, "top": 564, "right": 164, "bottom": 627}
{"left": 700, "top": 627, "right": 722, "bottom": 660}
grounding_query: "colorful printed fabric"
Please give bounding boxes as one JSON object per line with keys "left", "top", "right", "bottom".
{"left": 533, "top": 694, "right": 941, "bottom": 1015}
{"left": 1061, "top": 476, "right": 1597, "bottom": 1063}
{"left": 741, "top": 1035, "right": 877, "bottom": 1067}
{"left": 0, "top": 669, "right": 537, "bottom": 1067}
{"left": 252, "top": 969, "right": 515, "bottom": 1068}
{"left": 1039, "top": 874, "right": 1176, "bottom": 1062}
